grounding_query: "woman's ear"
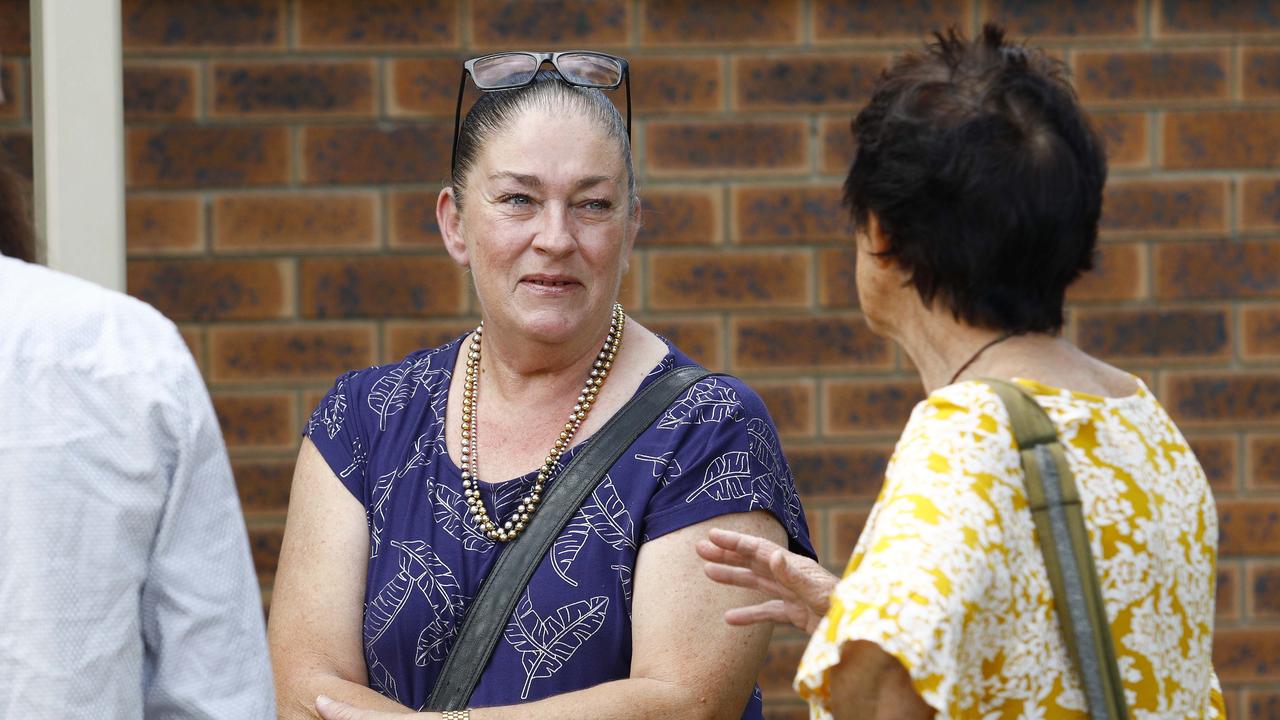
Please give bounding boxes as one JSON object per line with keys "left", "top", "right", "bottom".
{"left": 437, "top": 187, "right": 468, "bottom": 267}
{"left": 865, "top": 212, "right": 892, "bottom": 255}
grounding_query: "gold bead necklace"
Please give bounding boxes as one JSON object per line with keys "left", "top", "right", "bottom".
{"left": 460, "top": 303, "right": 624, "bottom": 542}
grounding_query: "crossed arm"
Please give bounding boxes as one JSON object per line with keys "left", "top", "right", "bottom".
{"left": 270, "top": 439, "right": 788, "bottom": 720}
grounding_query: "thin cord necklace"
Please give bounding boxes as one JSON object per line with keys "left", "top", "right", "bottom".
{"left": 947, "top": 331, "right": 1014, "bottom": 386}
{"left": 460, "top": 303, "right": 625, "bottom": 542}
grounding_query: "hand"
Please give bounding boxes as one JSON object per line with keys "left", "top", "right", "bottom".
{"left": 696, "top": 528, "right": 838, "bottom": 635}
{"left": 315, "top": 696, "right": 429, "bottom": 720}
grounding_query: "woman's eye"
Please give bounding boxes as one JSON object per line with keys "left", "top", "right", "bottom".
{"left": 583, "top": 199, "right": 611, "bottom": 211}
{"left": 502, "top": 194, "right": 532, "bottom": 206}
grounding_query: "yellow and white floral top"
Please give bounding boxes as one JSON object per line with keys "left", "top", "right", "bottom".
{"left": 795, "top": 378, "right": 1225, "bottom": 719}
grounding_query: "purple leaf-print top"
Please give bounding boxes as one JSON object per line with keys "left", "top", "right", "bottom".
{"left": 306, "top": 337, "right": 815, "bottom": 716}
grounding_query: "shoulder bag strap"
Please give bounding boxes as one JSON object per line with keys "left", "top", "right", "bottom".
{"left": 426, "top": 364, "right": 713, "bottom": 710}
{"left": 982, "top": 378, "right": 1129, "bottom": 720}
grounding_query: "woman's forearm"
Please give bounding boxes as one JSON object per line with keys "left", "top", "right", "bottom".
{"left": 464, "top": 675, "right": 746, "bottom": 720}
{"left": 279, "top": 673, "right": 416, "bottom": 719}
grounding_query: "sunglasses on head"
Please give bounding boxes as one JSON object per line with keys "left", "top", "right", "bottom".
{"left": 451, "top": 51, "right": 632, "bottom": 175}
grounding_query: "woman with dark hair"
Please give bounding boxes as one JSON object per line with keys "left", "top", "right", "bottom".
{"left": 269, "top": 54, "right": 813, "bottom": 720}
{"left": 701, "top": 26, "right": 1223, "bottom": 719}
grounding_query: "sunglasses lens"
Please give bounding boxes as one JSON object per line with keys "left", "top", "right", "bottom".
{"left": 471, "top": 53, "right": 540, "bottom": 88}
{"left": 556, "top": 53, "right": 623, "bottom": 87}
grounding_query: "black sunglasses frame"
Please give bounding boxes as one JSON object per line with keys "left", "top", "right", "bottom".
{"left": 450, "top": 51, "right": 632, "bottom": 177}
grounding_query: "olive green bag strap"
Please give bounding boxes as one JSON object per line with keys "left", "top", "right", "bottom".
{"left": 983, "top": 379, "right": 1129, "bottom": 720}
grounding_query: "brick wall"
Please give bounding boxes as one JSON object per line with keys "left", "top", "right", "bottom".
{"left": 2, "top": 0, "right": 1279, "bottom": 717}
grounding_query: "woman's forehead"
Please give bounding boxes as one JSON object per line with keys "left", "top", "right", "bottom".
{"left": 478, "top": 108, "right": 626, "bottom": 185}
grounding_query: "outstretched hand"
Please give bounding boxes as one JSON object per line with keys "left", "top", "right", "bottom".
{"left": 696, "top": 528, "right": 838, "bottom": 635}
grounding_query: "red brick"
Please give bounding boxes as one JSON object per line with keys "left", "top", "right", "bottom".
{"left": 1214, "top": 626, "right": 1280, "bottom": 682}
{"left": 302, "top": 124, "right": 452, "bottom": 185}
{"left": 297, "top": 0, "right": 458, "bottom": 49}
{"left": 1093, "top": 113, "right": 1149, "bottom": 169}
{"left": 249, "top": 525, "right": 284, "bottom": 579}
{"left": 982, "top": 0, "right": 1140, "bottom": 38}
{"left": 1245, "top": 689, "right": 1280, "bottom": 719}
{"left": 639, "top": 316, "right": 724, "bottom": 370}
{"left": 751, "top": 380, "right": 815, "bottom": 438}
{"left": 1218, "top": 561, "right": 1241, "bottom": 620}
{"left": 825, "top": 379, "right": 924, "bottom": 435}
{"left": 212, "top": 193, "right": 378, "bottom": 252}
{"left": 1218, "top": 498, "right": 1280, "bottom": 555}
{"left": 1075, "top": 50, "right": 1229, "bottom": 105}
{"left": 1101, "top": 178, "right": 1227, "bottom": 235}
{"left": 1066, "top": 242, "right": 1146, "bottom": 302}
{"left": 128, "top": 258, "right": 291, "bottom": 322}
{"left": 233, "top": 457, "right": 295, "bottom": 514}
{"left": 1223, "top": 689, "right": 1240, "bottom": 720}
{"left": 641, "top": 0, "right": 800, "bottom": 45}
{"left": 299, "top": 256, "right": 466, "bottom": 319}
{"left": 1158, "top": 0, "right": 1280, "bottom": 36}
{"left": 830, "top": 507, "right": 873, "bottom": 565}
{"left": 733, "top": 55, "right": 887, "bottom": 112}
{"left": 1075, "top": 307, "right": 1230, "bottom": 363}
{"left": 1154, "top": 241, "right": 1280, "bottom": 300}
{"left": 1186, "top": 434, "right": 1239, "bottom": 494}
{"left": 126, "top": 127, "right": 289, "bottom": 189}
{"left": 387, "top": 191, "right": 444, "bottom": 248}
{"left": 1248, "top": 434, "right": 1280, "bottom": 490}
{"left": 209, "top": 325, "right": 376, "bottom": 383}
{"left": 211, "top": 60, "right": 375, "bottom": 118}
{"left": 388, "top": 58, "right": 461, "bottom": 118}
{"left": 646, "top": 121, "right": 807, "bottom": 176}
{"left": 639, "top": 188, "right": 720, "bottom": 247}
{"left": 1243, "top": 307, "right": 1280, "bottom": 360}
{"left": 470, "top": 0, "right": 628, "bottom": 48}
{"left": 385, "top": 319, "right": 476, "bottom": 361}
{"left": 632, "top": 57, "right": 722, "bottom": 115}
{"left": 1164, "top": 111, "right": 1280, "bottom": 169}
{"left": 818, "top": 246, "right": 859, "bottom": 310}
{"left": 0, "top": 59, "right": 24, "bottom": 119}
{"left": 733, "top": 185, "right": 848, "bottom": 245}
{"left": 121, "top": 0, "right": 284, "bottom": 50}
{"left": 820, "top": 116, "right": 856, "bottom": 175}
{"left": 211, "top": 391, "right": 296, "bottom": 449}
{"left": 0, "top": 0, "right": 30, "bottom": 54}
{"left": 1247, "top": 562, "right": 1280, "bottom": 618}
{"left": 733, "top": 315, "right": 891, "bottom": 372}
{"left": 179, "top": 325, "right": 206, "bottom": 372}
{"left": 648, "top": 250, "right": 808, "bottom": 310}
{"left": 813, "top": 0, "right": 968, "bottom": 41}
{"left": 0, "top": 130, "right": 31, "bottom": 178}
{"left": 1243, "top": 48, "right": 1280, "bottom": 100}
{"left": 1166, "top": 373, "right": 1280, "bottom": 427}
{"left": 1242, "top": 176, "right": 1280, "bottom": 232}
{"left": 123, "top": 62, "right": 196, "bottom": 121}
{"left": 757, "top": 637, "right": 806, "bottom": 698}
{"left": 788, "top": 444, "right": 890, "bottom": 500}
{"left": 126, "top": 195, "right": 203, "bottom": 255}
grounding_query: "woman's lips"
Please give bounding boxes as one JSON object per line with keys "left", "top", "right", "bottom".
{"left": 520, "top": 277, "right": 582, "bottom": 294}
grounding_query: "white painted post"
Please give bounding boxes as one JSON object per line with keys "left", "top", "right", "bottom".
{"left": 30, "top": 0, "right": 125, "bottom": 291}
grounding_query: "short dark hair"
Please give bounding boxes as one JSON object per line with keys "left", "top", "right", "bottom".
{"left": 0, "top": 160, "right": 34, "bottom": 262}
{"left": 846, "top": 23, "right": 1107, "bottom": 334}
{"left": 452, "top": 70, "right": 636, "bottom": 210}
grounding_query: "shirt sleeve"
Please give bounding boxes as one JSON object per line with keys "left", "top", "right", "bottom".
{"left": 794, "top": 393, "right": 1008, "bottom": 716}
{"left": 140, "top": 335, "right": 275, "bottom": 719}
{"left": 304, "top": 369, "right": 368, "bottom": 499}
{"left": 639, "top": 375, "right": 814, "bottom": 558}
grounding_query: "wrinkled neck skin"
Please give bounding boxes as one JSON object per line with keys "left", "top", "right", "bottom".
{"left": 472, "top": 306, "right": 621, "bottom": 407}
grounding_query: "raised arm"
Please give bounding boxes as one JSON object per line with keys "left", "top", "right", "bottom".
{"left": 316, "top": 510, "right": 787, "bottom": 720}
{"left": 270, "top": 438, "right": 415, "bottom": 718}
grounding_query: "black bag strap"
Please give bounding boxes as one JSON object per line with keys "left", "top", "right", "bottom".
{"left": 426, "top": 364, "right": 713, "bottom": 710}
{"left": 983, "top": 379, "right": 1129, "bottom": 720}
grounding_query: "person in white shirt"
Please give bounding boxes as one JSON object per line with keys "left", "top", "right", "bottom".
{"left": 0, "top": 163, "right": 275, "bottom": 719}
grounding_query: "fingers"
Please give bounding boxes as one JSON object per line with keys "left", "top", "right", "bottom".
{"left": 707, "top": 528, "right": 783, "bottom": 562}
{"left": 723, "top": 599, "right": 792, "bottom": 627}
{"left": 315, "top": 696, "right": 375, "bottom": 720}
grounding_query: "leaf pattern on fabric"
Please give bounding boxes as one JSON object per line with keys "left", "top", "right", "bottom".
{"left": 339, "top": 437, "right": 368, "bottom": 481}
{"left": 310, "top": 377, "right": 349, "bottom": 439}
{"left": 416, "top": 615, "right": 457, "bottom": 667}
{"left": 552, "top": 513, "right": 592, "bottom": 587}
{"left": 583, "top": 475, "right": 635, "bottom": 550}
{"left": 747, "top": 418, "right": 802, "bottom": 529}
{"left": 368, "top": 468, "right": 397, "bottom": 558}
{"left": 504, "top": 593, "right": 610, "bottom": 700}
{"left": 635, "top": 451, "right": 682, "bottom": 488}
{"left": 611, "top": 564, "right": 633, "bottom": 608}
{"left": 657, "top": 379, "right": 743, "bottom": 430}
{"left": 433, "top": 483, "right": 494, "bottom": 553}
{"left": 365, "top": 540, "right": 462, "bottom": 648}
{"left": 368, "top": 652, "right": 400, "bottom": 703}
{"left": 686, "top": 450, "right": 753, "bottom": 503}
{"left": 368, "top": 357, "right": 433, "bottom": 431}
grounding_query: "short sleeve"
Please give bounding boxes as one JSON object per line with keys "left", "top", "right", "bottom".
{"left": 795, "top": 394, "right": 1010, "bottom": 716}
{"left": 304, "top": 369, "right": 368, "bottom": 499}
{"left": 639, "top": 376, "right": 814, "bottom": 558}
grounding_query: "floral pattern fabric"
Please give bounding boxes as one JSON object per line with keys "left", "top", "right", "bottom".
{"left": 795, "top": 378, "right": 1225, "bottom": 719}
{"left": 307, "top": 336, "right": 814, "bottom": 714}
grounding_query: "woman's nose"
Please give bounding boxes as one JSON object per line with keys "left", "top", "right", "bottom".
{"left": 531, "top": 204, "right": 575, "bottom": 256}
